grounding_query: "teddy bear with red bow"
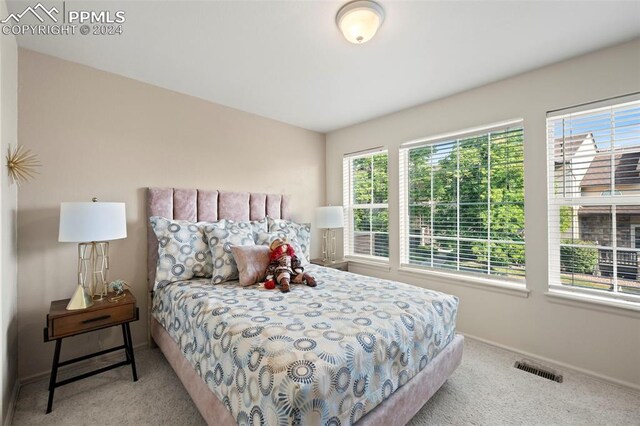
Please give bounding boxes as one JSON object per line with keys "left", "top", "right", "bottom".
{"left": 264, "top": 238, "right": 316, "bottom": 292}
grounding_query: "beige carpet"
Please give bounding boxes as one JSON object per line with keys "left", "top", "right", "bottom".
{"left": 11, "top": 338, "right": 640, "bottom": 425}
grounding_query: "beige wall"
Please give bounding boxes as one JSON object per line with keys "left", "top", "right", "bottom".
{"left": 0, "top": 0, "right": 18, "bottom": 421}
{"left": 17, "top": 49, "right": 325, "bottom": 380}
{"left": 327, "top": 39, "right": 640, "bottom": 388}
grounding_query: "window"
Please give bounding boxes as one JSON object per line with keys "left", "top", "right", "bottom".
{"left": 631, "top": 225, "right": 640, "bottom": 249}
{"left": 343, "top": 149, "right": 389, "bottom": 260}
{"left": 399, "top": 121, "right": 526, "bottom": 282}
{"left": 547, "top": 94, "right": 640, "bottom": 303}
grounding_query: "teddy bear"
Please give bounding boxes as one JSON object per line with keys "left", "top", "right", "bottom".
{"left": 264, "top": 238, "right": 316, "bottom": 293}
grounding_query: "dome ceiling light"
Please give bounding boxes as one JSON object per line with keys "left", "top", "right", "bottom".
{"left": 336, "top": 0, "right": 385, "bottom": 44}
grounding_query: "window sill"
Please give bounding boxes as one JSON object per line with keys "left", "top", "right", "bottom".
{"left": 345, "top": 256, "right": 391, "bottom": 272}
{"left": 398, "top": 265, "right": 530, "bottom": 298}
{"left": 546, "top": 290, "right": 640, "bottom": 317}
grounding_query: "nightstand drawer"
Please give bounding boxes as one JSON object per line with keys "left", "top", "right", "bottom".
{"left": 50, "top": 303, "right": 135, "bottom": 339}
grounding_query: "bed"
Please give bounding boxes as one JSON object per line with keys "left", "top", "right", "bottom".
{"left": 147, "top": 188, "right": 464, "bottom": 425}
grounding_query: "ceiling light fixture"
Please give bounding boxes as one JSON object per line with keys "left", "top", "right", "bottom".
{"left": 336, "top": 0, "right": 385, "bottom": 44}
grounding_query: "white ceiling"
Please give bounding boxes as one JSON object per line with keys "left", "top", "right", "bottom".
{"left": 9, "top": 0, "right": 640, "bottom": 132}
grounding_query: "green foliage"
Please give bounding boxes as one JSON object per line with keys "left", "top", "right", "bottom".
{"left": 352, "top": 153, "right": 387, "bottom": 205}
{"left": 560, "top": 206, "right": 573, "bottom": 233}
{"left": 560, "top": 240, "right": 598, "bottom": 274}
{"left": 351, "top": 153, "right": 389, "bottom": 257}
{"left": 407, "top": 129, "right": 526, "bottom": 272}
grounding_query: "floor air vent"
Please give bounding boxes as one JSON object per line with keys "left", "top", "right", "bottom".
{"left": 514, "top": 360, "right": 563, "bottom": 383}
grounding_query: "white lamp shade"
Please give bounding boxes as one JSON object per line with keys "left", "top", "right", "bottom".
{"left": 59, "top": 202, "right": 127, "bottom": 242}
{"left": 315, "top": 206, "right": 344, "bottom": 229}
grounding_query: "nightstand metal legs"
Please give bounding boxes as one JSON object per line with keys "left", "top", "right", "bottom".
{"left": 44, "top": 320, "right": 139, "bottom": 413}
{"left": 122, "top": 322, "right": 138, "bottom": 381}
{"left": 46, "top": 339, "right": 62, "bottom": 414}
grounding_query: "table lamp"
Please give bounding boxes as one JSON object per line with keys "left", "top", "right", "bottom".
{"left": 315, "top": 206, "right": 344, "bottom": 263}
{"left": 58, "top": 199, "right": 127, "bottom": 310}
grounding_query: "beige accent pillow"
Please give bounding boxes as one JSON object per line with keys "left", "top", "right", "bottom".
{"left": 231, "top": 245, "right": 270, "bottom": 286}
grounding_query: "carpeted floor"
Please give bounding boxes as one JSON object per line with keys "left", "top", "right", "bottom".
{"left": 11, "top": 338, "right": 640, "bottom": 425}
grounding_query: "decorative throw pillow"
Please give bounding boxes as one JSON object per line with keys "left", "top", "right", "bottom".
{"left": 251, "top": 217, "right": 268, "bottom": 235}
{"left": 268, "top": 218, "right": 311, "bottom": 261}
{"left": 231, "top": 245, "right": 270, "bottom": 286}
{"left": 202, "top": 218, "right": 266, "bottom": 237}
{"left": 255, "top": 231, "right": 309, "bottom": 266}
{"left": 150, "top": 216, "right": 213, "bottom": 288}
{"left": 204, "top": 220, "right": 256, "bottom": 284}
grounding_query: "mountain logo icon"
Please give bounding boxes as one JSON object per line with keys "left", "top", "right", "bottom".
{"left": 1, "top": 3, "right": 59, "bottom": 24}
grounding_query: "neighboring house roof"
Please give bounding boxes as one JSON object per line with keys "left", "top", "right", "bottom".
{"left": 581, "top": 151, "right": 640, "bottom": 188}
{"left": 553, "top": 133, "right": 592, "bottom": 164}
{"left": 579, "top": 151, "right": 640, "bottom": 215}
{"left": 557, "top": 131, "right": 640, "bottom": 216}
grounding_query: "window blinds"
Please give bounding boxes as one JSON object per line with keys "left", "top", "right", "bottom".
{"left": 343, "top": 148, "right": 389, "bottom": 260}
{"left": 547, "top": 95, "right": 640, "bottom": 302}
{"left": 399, "top": 122, "right": 526, "bottom": 282}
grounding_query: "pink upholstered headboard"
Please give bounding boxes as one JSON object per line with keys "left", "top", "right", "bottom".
{"left": 146, "top": 188, "right": 291, "bottom": 290}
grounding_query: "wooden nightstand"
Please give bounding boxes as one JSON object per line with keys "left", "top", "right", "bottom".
{"left": 44, "top": 290, "right": 139, "bottom": 413}
{"left": 310, "top": 258, "right": 349, "bottom": 272}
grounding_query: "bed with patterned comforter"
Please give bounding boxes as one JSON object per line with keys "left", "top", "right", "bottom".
{"left": 152, "top": 264, "right": 458, "bottom": 425}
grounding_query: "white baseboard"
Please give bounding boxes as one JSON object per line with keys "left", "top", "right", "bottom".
{"left": 461, "top": 332, "right": 640, "bottom": 393}
{"left": 3, "top": 380, "right": 19, "bottom": 426}
{"left": 19, "top": 341, "right": 149, "bottom": 386}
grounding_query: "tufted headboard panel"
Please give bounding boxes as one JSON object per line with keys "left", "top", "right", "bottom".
{"left": 146, "top": 187, "right": 291, "bottom": 290}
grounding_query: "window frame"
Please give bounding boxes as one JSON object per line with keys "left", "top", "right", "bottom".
{"left": 343, "top": 148, "right": 390, "bottom": 262}
{"left": 631, "top": 224, "right": 640, "bottom": 249}
{"left": 399, "top": 119, "right": 526, "bottom": 285}
{"left": 546, "top": 94, "right": 640, "bottom": 305}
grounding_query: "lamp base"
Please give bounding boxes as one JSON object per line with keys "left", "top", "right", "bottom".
{"left": 66, "top": 284, "right": 93, "bottom": 310}
{"left": 78, "top": 241, "right": 110, "bottom": 300}
{"left": 321, "top": 229, "right": 337, "bottom": 263}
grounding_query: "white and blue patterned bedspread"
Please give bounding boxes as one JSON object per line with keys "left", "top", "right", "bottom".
{"left": 152, "top": 264, "right": 458, "bottom": 425}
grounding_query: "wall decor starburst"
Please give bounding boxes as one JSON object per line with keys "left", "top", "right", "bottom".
{"left": 6, "top": 145, "right": 41, "bottom": 185}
